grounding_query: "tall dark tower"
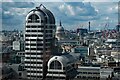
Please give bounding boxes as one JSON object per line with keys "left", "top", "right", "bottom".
{"left": 116, "top": 23, "right": 120, "bottom": 32}
{"left": 24, "top": 4, "right": 56, "bottom": 80}
{"left": 89, "top": 21, "right": 90, "bottom": 32}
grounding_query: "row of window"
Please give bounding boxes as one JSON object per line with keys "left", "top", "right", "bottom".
{"left": 25, "top": 61, "right": 42, "bottom": 64}
{"left": 25, "top": 52, "right": 43, "bottom": 54}
{"left": 27, "top": 70, "right": 43, "bottom": 73}
{"left": 25, "top": 66, "right": 42, "bottom": 69}
{"left": 48, "top": 71, "right": 66, "bottom": 74}
{"left": 26, "top": 26, "right": 44, "bottom": 28}
{"left": 25, "top": 39, "right": 42, "bottom": 41}
{"left": 26, "top": 30, "right": 53, "bottom": 33}
{"left": 77, "top": 76, "right": 100, "bottom": 79}
{"left": 25, "top": 34, "right": 43, "bottom": 37}
{"left": 26, "top": 57, "right": 43, "bottom": 59}
{"left": 26, "top": 30, "right": 44, "bottom": 32}
{"left": 26, "top": 39, "right": 52, "bottom": 42}
{"left": 25, "top": 47, "right": 50, "bottom": 50}
{"left": 78, "top": 72, "right": 100, "bottom": 74}
{"left": 47, "top": 76, "right": 65, "bottom": 79}
{"left": 25, "top": 52, "right": 50, "bottom": 56}
{"left": 27, "top": 20, "right": 40, "bottom": 23}
{"left": 25, "top": 48, "right": 43, "bottom": 50}
{"left": 25, "top": 34, "right": 53, "bottom": 37}
{"left": 25, "top": 43, "right": 51, "bottom": 46}
{"left": 26, "top": 26, "right": 54, "bottom": 29}
{"left": 27, "top": 75, "right": 43, "bottom": 78}
{"left": 25, "top": 36, "right": 52, "bottom": 41}
{"left": 25, "top": 43, "right": 43, "bottom": 46}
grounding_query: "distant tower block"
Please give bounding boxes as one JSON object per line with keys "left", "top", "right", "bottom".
{"left": 116, "top": 23, "right": 120, "bottom": 32}
{"left": 89, "top": 21, "right": 90, "bottom": 32}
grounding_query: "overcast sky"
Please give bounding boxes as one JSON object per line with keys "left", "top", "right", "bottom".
{"left": 1, "top": 0, "right": 120, "bottom": 30}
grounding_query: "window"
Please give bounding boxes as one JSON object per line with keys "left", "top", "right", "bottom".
{"left": 18, "top": 65, "right": 23, "bottom": 71}
{"left": 26, "top": 26, "right": 30, "bottom": 28}
{"left": 28, "top": 14, "right": 40, "bottom": 23}
{"left": 25, "top": 48, "right": 29, "bottom": 50}
{"left": 50, "top": 60, "right": 62, "bottom": 69}
{"left": 38, "top": 35, "right": 43, "bottom": 37}
{"left": 19, "top": 73, "right": 22, "bottom": 76}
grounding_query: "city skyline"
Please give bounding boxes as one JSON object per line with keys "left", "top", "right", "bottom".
{"left": 1, "top": 2, "right": 120, "bottom": 80}
{"left": 1, "top": 1, "right": 119, "bottom": 30}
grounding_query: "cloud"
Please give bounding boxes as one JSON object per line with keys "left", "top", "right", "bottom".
{"left": 56, "top": 2, "right": 98, "bottom": 27}
{"left": 2, "top": 2, "right": 118, "bottom": 30}
{"left": 2, "top": 2, "right": 34, "bottom": 10}
{"left": 2, "top": 2, "right": 35, "bottom": 30}
{"left": 60, "top": 2, "right": 98, "bottom": 16}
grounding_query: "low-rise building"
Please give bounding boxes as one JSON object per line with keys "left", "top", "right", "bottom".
{"left": 76, "top": 66, "right": 100, "bottom": 80}
{"left": 47, "top": 53, "right": 79, "bottom": 80}
{"left": 9, "top": 64, "right": 27, "bottom": 79}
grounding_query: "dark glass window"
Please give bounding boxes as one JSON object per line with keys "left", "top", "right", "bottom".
{"left": 26, "top": 30, "right": 31, "bottom": 32}
{"left": 50, "top": 60, "right": 62, "bottom": 69}
{"left": 25, "top": 34, "right": 30, "bottom": 37}
{"left": 28, "top": 14, "right": 40, "bottom": 23}
{"left": 46, "top": 34, "right": 52, "bottom": 37}
{"left": 45, "top": 39, "right": 52, "bottom": 42}
{"left": 19, "top": 73, "right": 22, "bottom": 76}
{"left": 25, "top": 48, "right": 29, "bottom": 50}
{"left": 31, "top": 34, "right": 37, "bottom": 37}
{"left": 26, "top": 26, "right": 30, "bottom": 28}
{"left": 38, "top": 35, "right": 43, "bottom": 37}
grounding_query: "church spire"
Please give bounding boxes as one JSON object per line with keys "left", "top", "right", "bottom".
{"left": 60, "top": 20, "right": 62, "bottom": 26}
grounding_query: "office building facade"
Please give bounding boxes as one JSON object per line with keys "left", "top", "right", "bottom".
{"left": 24, "top": 5, "right": 56, "bottom": 80}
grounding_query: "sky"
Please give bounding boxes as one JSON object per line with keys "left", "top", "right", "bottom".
{"left": 1, "top": 0, "right": 120, "bottom": 31}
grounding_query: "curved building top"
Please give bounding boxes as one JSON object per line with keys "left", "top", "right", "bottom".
{"left": 26, "top": 4, "right": 55, "bottom": 24}
{"left": 47, "top": 53, "right": 79, "bottom": 69}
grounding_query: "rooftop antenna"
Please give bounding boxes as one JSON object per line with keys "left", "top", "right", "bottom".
{"left": 36, "top": 4, "right": 46, "bottom": 9}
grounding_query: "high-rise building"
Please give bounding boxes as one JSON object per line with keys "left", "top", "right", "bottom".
{"left": 24, "top": 4, "right": 56, "bottom": 80}
{"left": 116, "top": 24, "right": 120, "bottom": 32}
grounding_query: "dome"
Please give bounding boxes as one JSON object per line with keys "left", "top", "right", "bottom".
{"left": 56, "top": 21, "right": 64, "bottom": 33}
{"left": 56, "top": 26, "right": 64, "bottom": 32}
{"left": 26, "top": 4, "right": 55, "bottom": 24}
